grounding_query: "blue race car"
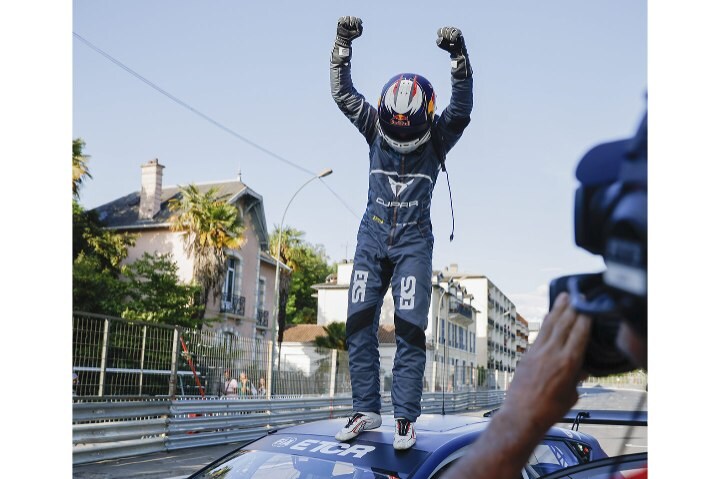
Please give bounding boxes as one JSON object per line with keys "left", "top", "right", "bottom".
{"left": 188, "top": 413, "right": 607, "bottom": 479}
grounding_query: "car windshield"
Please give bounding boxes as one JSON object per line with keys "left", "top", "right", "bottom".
{"left": 192, "top": 449, "right": 392, "bottom": 479}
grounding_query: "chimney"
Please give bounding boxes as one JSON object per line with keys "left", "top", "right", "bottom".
{"left": 139, "top": 159, "right": 164, "bottom": 220}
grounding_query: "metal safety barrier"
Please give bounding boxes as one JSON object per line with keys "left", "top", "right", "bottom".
{"left": 73, "top": 390, "right": 505, "bottom": 465}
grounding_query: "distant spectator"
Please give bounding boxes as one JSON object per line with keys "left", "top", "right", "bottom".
{"left": 223, "top": 369, "right": 238, "bottom": 398}
{"left": 72, "top": 372, "right": 79, "bottom": 397}
{"left": 257, "top": 377, "right": 267, "bottom": 397}
{"left": 239, "top": 371, "right": 257, "bottom": 397}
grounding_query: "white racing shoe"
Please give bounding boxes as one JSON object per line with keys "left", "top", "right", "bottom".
{"left": 393, "top": 418, "right": 416, "bottom": 450}
{"left": 335, "top": 412, "right": 382, "bottom": 442}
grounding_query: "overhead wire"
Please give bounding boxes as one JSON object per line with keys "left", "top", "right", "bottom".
{"left": 73, "top": 32, "right": 361, "bottom": 221}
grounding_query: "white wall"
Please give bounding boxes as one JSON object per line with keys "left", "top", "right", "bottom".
{"left": 280, "top": 343, "right": 327, "bottom": 375}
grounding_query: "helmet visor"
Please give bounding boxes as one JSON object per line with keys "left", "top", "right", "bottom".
{"left": 378, "top": 118, "right": 429, "bottom": 142}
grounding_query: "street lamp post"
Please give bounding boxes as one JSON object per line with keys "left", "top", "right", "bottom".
{"left": 267, "top": 168, "right": 333, "bottom": 399}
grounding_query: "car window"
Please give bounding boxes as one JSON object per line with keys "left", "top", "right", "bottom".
{"left": 428, "top": 438, "right": 589, "bottom": 479}
{"left": 525, "top": 440, "right": 580, "bottom": 477}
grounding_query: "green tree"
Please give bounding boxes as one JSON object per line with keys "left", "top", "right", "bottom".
{"left": 313, "top": 322, "right": 347, "bottom": 390}
{"left": 72, "top": 140, "right": 136, "bottom": 315}
{"left": 73, "top": 251, "right": 127, "bottom": 316}
{"left": 313, "top": 322, "right": 347, "bottom": 351}
{"left": 169, "top": 185, "right": 245, "bottom": 316}
{"left": 269, "top": 227, "right": 305, "bottom": 269}
{"left": 287, "top": 243, "right": 333, "bottom": 325}
{"left": 73, "top": 201, "right": 136, "bottom": 269}
{"left": 73, "top": 138, "right": 92, "bottom": 199}
{"left": 120, "top": 252, "right": 204, "bottom": 328}
{"left": 269, "top": 226, "right": 305, "bottom": 344}
{"left": 268, "top": 226, "right": 333, "bottom": 326}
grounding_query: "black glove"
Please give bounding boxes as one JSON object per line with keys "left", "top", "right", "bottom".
{"left": 336, "top": 16, "right": 363, "bottom": 47}
{"left": 436, "top": 26, "right": 466, "bottom": 54}
{"left": 437, "top": 26, "right": 473, "bottom": 79}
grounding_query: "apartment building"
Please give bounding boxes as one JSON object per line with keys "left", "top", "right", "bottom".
{"left": 439, "top": 264, "right": 525, "bottom": 374}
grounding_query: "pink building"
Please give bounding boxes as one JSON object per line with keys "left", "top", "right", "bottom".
{"left": 92, "top": 159, "right": 288, "bottom": 341}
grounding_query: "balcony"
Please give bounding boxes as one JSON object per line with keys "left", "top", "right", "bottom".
{"left": 220, "top": 294, "right": 245, "bottom": 316}
{"left": 256, "top": 309, "right": 269, "bottom": 328}
{"left": 449, "top": 298, "right": 473, "bottom": 325}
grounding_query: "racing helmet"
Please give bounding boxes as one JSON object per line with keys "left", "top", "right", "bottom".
{"left": 377, "top": 73, "right": 436, "bottom": 153}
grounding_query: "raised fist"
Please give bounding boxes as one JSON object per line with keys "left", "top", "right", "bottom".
{"left": 436, "top": 26, "right": 466, "bottom": 55}
{"left": 336, "top": 16, "right": 363, "bottom": 47}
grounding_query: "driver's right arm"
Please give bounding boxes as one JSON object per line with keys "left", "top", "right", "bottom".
{"left": 330, "top": 16, "right": 377, "bottom": 145}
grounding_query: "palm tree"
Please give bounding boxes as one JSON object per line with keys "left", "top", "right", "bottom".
{"left": 313, "top": 322, "right": 347, "bottom": 392}
{"left": 269, "top": 226, "right": 304, "bottom": 347}
{"left": 313, "top": 322, "right": 347, "bottom": 351}
{"left": 72, "top": 138, "right": 92, "bottom": 199}
{"left": 169, "top": 184, "right": 245, "bottom": 316}
{"left": 269, "top": 226, "right": 305, "bottom": 269}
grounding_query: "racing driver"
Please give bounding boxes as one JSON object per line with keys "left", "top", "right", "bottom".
{"left": 330, "top": 16, "right": 474, "bottom": 450}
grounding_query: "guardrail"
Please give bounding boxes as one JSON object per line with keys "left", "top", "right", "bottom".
{"left": 73, "top": 390, "right": 505, "bottom": 465}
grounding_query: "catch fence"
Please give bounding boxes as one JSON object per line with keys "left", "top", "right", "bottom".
{"left": 72, "top": 312, "right": 507, "bottom": 399}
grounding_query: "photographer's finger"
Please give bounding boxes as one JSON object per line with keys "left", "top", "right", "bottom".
{"left": 562, "top": 313, "right": 592, "bottom": 362}
{"left": 534, "top": 293, "right": 570, "bottom": 345}
{"left": 548, "top": 294, "right": 583, "bottom": 346}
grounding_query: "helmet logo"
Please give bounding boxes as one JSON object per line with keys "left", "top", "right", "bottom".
{"left": 384, "top": 76, "right": 425, "bottom": 126}
{"left": 388, "top": 177, "right": 414, "bottom": 198}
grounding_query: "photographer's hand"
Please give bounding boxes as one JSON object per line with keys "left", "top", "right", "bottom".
{"left": 446, "top": 293, "right": 591, "bottom": 479}
{"left": 502, "top": 292, "right": 591, "bottom": 426}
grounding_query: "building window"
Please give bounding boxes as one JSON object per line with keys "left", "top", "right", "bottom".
{"left": 257, "top": 277, "right": 266, "bottom": 313}
{"left": 222, "top": 257, "right": 243, "bottom": 312}
{"left": 224, "top": 258, "right": 237, "bottom": 303}
{"left": 441, "top": 319, "right": 445, "bottom": 344}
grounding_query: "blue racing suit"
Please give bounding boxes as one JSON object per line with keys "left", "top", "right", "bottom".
{"left": 330, "top": 45, "right": 473, "bottom": 422}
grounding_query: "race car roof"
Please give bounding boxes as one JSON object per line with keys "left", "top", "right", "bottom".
{"left": 286, "top": 413, "right": 491, "bottom": 435}
{"left": 199, "top": 414, "right": 607, "bottom": 478}
{"left": 258, "top": 414, "right": 490, "bottom": 459}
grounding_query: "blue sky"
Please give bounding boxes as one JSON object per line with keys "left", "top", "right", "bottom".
{"left": 73, "top": 1, "right": 647, "bottom": 324}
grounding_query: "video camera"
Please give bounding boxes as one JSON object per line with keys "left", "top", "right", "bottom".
{"left": 549, "top": 112, "right": 647, "bottom": 377}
